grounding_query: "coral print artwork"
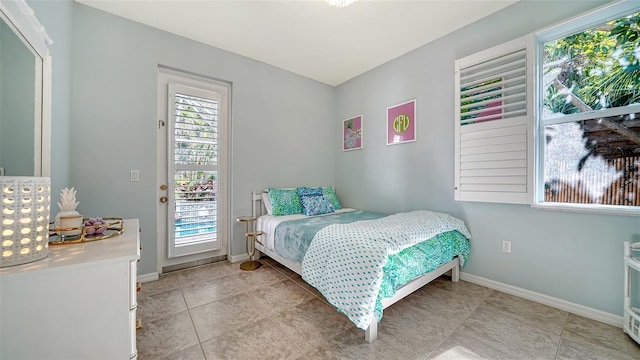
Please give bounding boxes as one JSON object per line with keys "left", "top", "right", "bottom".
{"left": 343, "top": 115, "right": 363, "bottom": 151}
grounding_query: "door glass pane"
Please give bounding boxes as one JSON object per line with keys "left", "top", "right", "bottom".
{"left": 174, "top": 170, "right": 217, "bottom": 246}
{"left": 174, "top": 93, "right": 218, "bottom": 166}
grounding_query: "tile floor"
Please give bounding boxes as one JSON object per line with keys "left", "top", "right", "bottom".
{"left": 136, "top": 258, "right": 640, "bottom": 359}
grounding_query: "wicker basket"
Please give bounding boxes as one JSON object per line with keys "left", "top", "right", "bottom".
{"left": 0, "top": 177, "right": 51, "bottom": 267}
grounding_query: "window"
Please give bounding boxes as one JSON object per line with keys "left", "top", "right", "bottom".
{"left": 536, "top": 2, "right": 640, "bottom": 213}
{"left": 455, "top": 1, "right": 640, "bottom": 214}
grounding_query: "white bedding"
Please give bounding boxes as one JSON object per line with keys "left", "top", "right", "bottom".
{"left": 256, "top": 208, "right": 356, "bottom": 251}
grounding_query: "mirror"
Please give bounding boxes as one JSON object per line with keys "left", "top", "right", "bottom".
{"left": 0, "top": 0, "right": 51, "bottom": 177}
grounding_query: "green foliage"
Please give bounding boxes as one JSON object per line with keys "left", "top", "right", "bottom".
{"left": 544, "top": 12, "right": 640, "bottom": 113}
{"left": 174, "top": 172, "right": 216, "bottom": 202}
{"left": 460, "top": 78, "right": 503, "bottom": 123}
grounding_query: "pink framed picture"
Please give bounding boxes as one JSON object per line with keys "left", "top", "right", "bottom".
{"left": 387, "top": 99, "right": 416, "bottom": 145}
{"left": 343, "top": 115, "right": 363, "bottom": 151}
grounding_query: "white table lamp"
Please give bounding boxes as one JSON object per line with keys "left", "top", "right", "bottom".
{"left": 1, "top": 176, "right": 51, "bottom": 267}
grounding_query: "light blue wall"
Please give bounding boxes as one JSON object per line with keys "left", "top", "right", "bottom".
{"left": 335, "top": 0, "right": 639, "bottom": 316}
{"left": 29, "top": 0, "right": 73, "bottom": 198}
{"left": 36, "top": 2, "right": 335, "bottom": 275}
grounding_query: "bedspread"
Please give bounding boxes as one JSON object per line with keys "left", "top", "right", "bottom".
{"left": 274, "top": 210, "right": 384, "bottom": 263}
{"left": 301, "top": 210, "right": 471, "bottom": 330}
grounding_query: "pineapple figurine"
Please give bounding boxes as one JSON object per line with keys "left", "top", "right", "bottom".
{"left": 54, "top": 187, "right": 83, "bottom": 236}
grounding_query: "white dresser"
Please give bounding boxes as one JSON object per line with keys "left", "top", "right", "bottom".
{"left": 0, "top": 219, "right": 140, "bottom": 360}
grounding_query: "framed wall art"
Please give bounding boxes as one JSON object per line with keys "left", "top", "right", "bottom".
{"left": 386, "top": 99, "right": 416, "bottom": 145}
{"left": 342, "top": 115, "right": 363, "bottom": 151}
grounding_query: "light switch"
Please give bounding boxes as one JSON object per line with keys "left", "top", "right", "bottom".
{"left": 130, "top": 170, "right": 140, "bottom": 182}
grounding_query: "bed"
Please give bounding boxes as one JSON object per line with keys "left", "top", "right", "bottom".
{"left": 251, "top": 188, "right": 471, "bottom": 342}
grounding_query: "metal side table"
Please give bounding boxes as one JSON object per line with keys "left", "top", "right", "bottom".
{"left": 236, "top": 216, "right": 262, "bottom": 271}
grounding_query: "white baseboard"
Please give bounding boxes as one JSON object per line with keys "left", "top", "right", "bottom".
{"left": 137, "top": 272, "right": 159, "bottom": 283}
{"left": 460, "top": 272, "right": 622, "bottom": 328}
{"left": 229, "top": 253, "right": 249, "bottom": 264}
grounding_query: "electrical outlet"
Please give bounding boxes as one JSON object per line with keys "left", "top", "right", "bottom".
{"left": 502, "top": 240, "right": 512, "bottom": 253}
{"left": 130, "top": 170, "right": 140, "bottom": 182}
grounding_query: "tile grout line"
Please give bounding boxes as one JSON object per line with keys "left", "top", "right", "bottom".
{"left": 180, "top": 279, "right": 209, "bottom": 358}
{"left": 481, "top": 295, "right": 569, "bottom": 338}
{"left": 181, "top": 261, "right": 307, "bottom": 359}
{"left": 137, "top": 277, "right": 204, "bottom": 359}
{"left": 261, "top": 259, "right": 330, "bottom": 304}
{"left": 266, "top": 310, "right": 312, "bottom": 360}
{"left": 257, "top": 260, "right": 313, "bottom": 358}
{"left": 174, "top": 263, "right": 253, "bottom": 359}
{"left": 423, "top": 287, "right": 497, "bottom": 360}
{"left": 261, "top": 259, "right": 372, "bottom": 358}
{"left": 377, "top": 337, "right": 414, "bottom": 360}
{"left": 553, "top": 312, "right": 571, "bottom": 360}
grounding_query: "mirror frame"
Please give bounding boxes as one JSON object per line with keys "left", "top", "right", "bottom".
{"left": 0, "top": 0, "right": 51, "bottom": 176}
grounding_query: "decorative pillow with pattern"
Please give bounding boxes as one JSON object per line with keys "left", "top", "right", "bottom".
{"left": 322, "top": 186, "right": 342, "bottom": 210}
{"left": 297, "top": 186, "right": 323, "bottom": 198}
{"left": 301, "top": 196, "right": 335, "bottom": 216}
{"left": 268, "top": 188, "right": 302, "bottom": 216}
{"left": 297, "top": 187, "right": 323, "bottom": 214}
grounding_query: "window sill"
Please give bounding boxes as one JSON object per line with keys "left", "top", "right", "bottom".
{"left": 532, "top": 202, "right": 640, "bottom": 217}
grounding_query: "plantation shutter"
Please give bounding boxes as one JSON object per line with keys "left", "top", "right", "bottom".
{"left": 167, "top": 82, "right": 221, "bottom": 257}
{"left": 454, "top": 35, "right": 534, "bottom": 204}
{"left": 173, "top": 92, "right": 218, "bottom": 167}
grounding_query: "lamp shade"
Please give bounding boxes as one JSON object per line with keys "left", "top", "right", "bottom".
{"left": 1, "top": 176, "right": 50, "bottom": 267}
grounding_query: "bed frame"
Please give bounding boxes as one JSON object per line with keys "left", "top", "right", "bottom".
{"left": 250, "top": 191, "right": 460, "bottom": 342}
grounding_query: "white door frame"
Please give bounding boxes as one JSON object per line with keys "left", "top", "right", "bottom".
{"left": 156, "top": 66, "right": 231, "bottom": 273}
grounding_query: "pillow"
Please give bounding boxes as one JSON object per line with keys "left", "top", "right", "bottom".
{"left": 296, "top": 187, "right": 323, "bottom": 214}
{"left": 322, "top": 186, "right": 342, "bottom": 210}
{"left": 261, "top": 192, "right": 273, "bottom": 215}
{"left": 296, "top": 186, "right": 323, "bottom": 198}
{"left": 301, "top": 196, "right": 335, "bottom": 216}
{"left": 268, "top": 188, "right": 302, "bottom": 216}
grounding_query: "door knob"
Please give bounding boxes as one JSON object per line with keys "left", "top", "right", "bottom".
{"left": 159, "top": 196, "right": 168, "bottom": 203}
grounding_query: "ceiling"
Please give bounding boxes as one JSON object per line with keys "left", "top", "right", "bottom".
{"left": 77, "top": 0, "right": 518, "bottom": 86}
